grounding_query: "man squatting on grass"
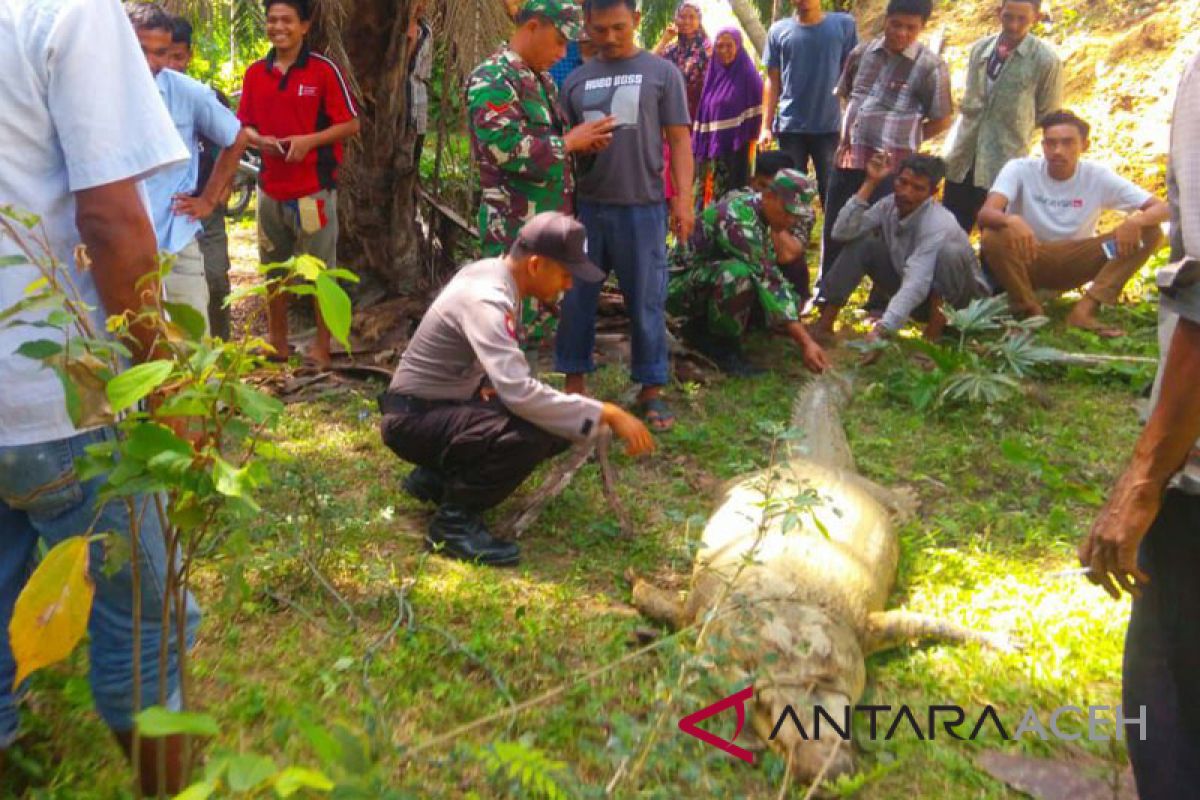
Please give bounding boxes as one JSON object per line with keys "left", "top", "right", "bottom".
{"left": 1077, "top": 54, "right": 1200, "bottom": 800}
{"left": 978, "top": 110, "right": 1169, "bottom": 337}
{"left": 812, "top": 153, "right": 988, "bottom": 343}
{"left": 380, "top": 214, "right": 654, "bottom": 568}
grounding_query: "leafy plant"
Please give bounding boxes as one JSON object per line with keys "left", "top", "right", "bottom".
{"left": 0, "top": 204, "right": 354, "bottom": 795}
{"left": 474, "top": 739, "right": 572, "bottom": 800}
{"left": 864, "top": 296, "right": 1063, "bottom": 411}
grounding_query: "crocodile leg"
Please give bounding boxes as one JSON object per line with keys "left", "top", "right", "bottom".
{"left": 630, "top": 579, "right": 687, "bottom": 629}
{"left": 864, "top": 609, "right": 1017, "bottom": 656}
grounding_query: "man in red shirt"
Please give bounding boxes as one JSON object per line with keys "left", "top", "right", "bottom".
{"left": 238, "top": 0, "right": 360, "bottom": 366}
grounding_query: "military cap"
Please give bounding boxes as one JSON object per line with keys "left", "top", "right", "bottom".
{"left": 519, "top": 0, "right": 585, "bottom": 40}
{"left": 768, "top": 169, "right": 818, "bottom": 217}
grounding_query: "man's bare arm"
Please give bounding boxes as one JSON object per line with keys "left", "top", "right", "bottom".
{"left": 975, "top": 192, "right": 1011, "bottom": 231}
{"left": 175, "top": 128, "right": 253, "bottom": 220}
{"left": 76, "top": 178, "right": 161, "bottom": 361}
{"left": 760, "top": 67, "right": 781, "bottom": 145}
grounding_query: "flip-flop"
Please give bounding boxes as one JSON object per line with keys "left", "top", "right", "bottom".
{"left": 636, "top": 396, "right": 676, "bottom": 432}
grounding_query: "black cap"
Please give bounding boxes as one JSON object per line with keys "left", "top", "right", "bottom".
{"left": 510, "top": 212, "right": 605, "bottom": 283}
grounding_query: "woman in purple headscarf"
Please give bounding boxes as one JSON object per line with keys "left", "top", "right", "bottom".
{"left": 693, "top": 28, "right": 764, "bottom": 208}
{"left": 655, "top": 0, "right": 710, "bottom": 120}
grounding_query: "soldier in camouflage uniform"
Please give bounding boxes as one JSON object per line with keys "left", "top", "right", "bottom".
{"left": 669, "top": 169, "right": 830, "bottom": 376}
{"left": 467, "top": 0, "right": 615, "bottom": 342}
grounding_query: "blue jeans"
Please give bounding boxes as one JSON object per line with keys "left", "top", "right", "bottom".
{"left": 555, "top": 201, "right": 670, "bottom": 386}
{"left": 0, "top": 427, "right": 200, "bottom": 745}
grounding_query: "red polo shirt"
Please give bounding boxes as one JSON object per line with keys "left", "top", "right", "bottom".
{"left": 238, "top": 45, "right": 358, "bottom": 201}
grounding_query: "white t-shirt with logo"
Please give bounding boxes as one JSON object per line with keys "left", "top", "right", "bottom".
{"left": 990, "top": 157, "right": 1152, "bottom": 242}
{"left": 0, "top": 0, "right": 187, "bottom": 446}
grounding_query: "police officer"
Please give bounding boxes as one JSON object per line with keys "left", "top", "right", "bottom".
{"left": 467, "top": 0, "right": 614, "bottom": 341}
{"left": 380, "top": 213, "right": 655, "bottom": 566}
{"left": 669, "top": 169, "right": 830, "bottom": 377}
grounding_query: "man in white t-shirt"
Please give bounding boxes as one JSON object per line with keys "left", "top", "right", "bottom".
{"left": 1, "top": 0, "right": 197, "bottom": 791}
{"left": 979, "top": 110, "right": 1169, "bottom": 336}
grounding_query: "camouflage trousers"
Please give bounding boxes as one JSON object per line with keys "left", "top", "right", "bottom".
{"left": 668, "top": 256, "right": 798, "bottom": 341}
{"left": 481, "top": 239, "right": 558, "bottom": 345}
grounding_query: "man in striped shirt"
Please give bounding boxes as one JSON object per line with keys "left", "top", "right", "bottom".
{"left": 820, "top": 0, "right": 953, "bottom": 279}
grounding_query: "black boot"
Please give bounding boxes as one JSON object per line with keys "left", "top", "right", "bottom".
{"left": 681, "top": 322, "right": 764, "bottom": 377}
{"left": 403, "top": 466, "right": 445, "bottom": 504}
{"left": 426, "top": 506, "right": 520, "bottom": 567}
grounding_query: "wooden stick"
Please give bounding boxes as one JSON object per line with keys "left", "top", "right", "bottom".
{"left": 1044, "top": 351, "right": 1157, "bottom": 367}
{"left": 596, "top": 429, "right": 634, "bottom": 537}
{"left": 497, "top": 440, "right": 596, "bottom": 539}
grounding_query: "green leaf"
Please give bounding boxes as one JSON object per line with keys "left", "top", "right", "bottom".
{"left": 231, "top": 382, "right": 284, "bottom": 425}
{"left": 294, "top": 254, "right": 324, "bottom": 281}
{"left": 15, "top": 339, "right": 63, "bottom": 361}
{"left": 226, "top": 753, "right": 277, "bottom": 792}
{"left": 321, "top": 267, "right": 360, "bottom": 283}
{"left": 0, "top": 293, "right": 65, "bottom": 325}
{"left": 124, "top": 422, "right": 192, "bottom": 461}
{"left": 0, "top": 254, "right": 28, "bottom": 268}
{"left": 134, "top": 706, "right": 219, "bottom": 738}
{"left": 295, "top": 717, "right": 342, "bottom": 766}
{"left": 173, "top": 781, "right": 216, "bottom": 800}
{"left": 164, "top": 302, "right": 207, "bottom": 342}
{"left": 273, "top": 766, "right": 334, "bottom": 797}
{"left": 315, "top": 273, "right": 352, "bottom": 352}
{"left": 50, "top": 364, "right": 83, "bottom": 428}
{"left": 106, "top": 360, "right": 173, "bottom": 412}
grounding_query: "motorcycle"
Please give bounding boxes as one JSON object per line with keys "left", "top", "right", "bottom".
{"left": 224, "top": 146, "right": 260, "bottom": 220}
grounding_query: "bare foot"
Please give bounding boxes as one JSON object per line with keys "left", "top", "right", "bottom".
{"left": 1066, "top": 302, "right": 1124, "bottom": 338}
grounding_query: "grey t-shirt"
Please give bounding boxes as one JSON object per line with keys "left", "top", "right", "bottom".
{"left": 561, "top": 50, "right": 690, "bottom": 205}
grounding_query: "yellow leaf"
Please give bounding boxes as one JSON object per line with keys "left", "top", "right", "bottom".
{"left": 9, "top": 536, "right": 95, "bottom": 689}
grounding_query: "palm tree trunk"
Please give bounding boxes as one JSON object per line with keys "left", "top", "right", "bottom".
{"left": 729, "top": 0, "right": 768, "bottom": 53}
{"left": 311, "top": 0, "right": 424, "bottom": 296}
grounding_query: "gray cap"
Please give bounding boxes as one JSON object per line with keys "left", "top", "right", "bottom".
{"left": 510, "top": 212, "right": 604, "bottom": 283}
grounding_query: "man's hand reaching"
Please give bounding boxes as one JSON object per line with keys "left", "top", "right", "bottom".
{"left": 601, "top": 403, "right": 655, "bottom": 457}
{"left": 565, "top": 116, "right": 617, "bottom": 154}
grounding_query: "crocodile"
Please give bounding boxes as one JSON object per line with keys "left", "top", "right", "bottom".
{"left": 632, "top": 374, "right": 1007, "bottom": 783}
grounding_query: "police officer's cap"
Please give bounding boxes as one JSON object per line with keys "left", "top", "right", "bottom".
{"left": 511, "top": 212, "right": 604, "bottom": 283}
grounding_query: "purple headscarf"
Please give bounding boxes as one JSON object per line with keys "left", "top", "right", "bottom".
{"left": 692, "top": 28, "right": 764, "bottom": 161}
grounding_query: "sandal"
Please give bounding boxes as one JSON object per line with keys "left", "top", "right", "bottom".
{"left": 636, "top": 396, "right": 676, "bottom": 432}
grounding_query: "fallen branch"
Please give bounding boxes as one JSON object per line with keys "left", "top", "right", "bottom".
{"left": 497, "top": 439, "right": 596, "bottom": 539}
{"left": 1044, "top": 351, "right": 1157, "bottom": 367}
{"left": 596, "top": 430, "right": 634, "bottom": 537}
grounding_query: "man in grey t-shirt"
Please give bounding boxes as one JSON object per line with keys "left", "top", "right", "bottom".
{"left": 555, "top": 0, "right": 693, "bottom": 431}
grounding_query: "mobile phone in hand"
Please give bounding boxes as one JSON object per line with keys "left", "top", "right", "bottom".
{"left": 1101, "top": 239, "right": 1119, "bottom": 260}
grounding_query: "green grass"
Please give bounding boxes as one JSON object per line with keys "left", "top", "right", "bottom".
{"left": 1, "top": 290, "right": 1156, "bottom": 798}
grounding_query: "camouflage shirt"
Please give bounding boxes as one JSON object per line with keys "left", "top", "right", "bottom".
{"left": 672, "top": 191, "right": 804, "bottom": 331}
{"left": 467, "top": 47, "right": 573, "bottom": 257}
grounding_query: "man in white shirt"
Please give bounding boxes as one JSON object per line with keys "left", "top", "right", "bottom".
{"left": 0, "top": 0, "right": 198, "bottom": 791}
{"left": 979, "top": 110, "right": 1169, "bottom": 336}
